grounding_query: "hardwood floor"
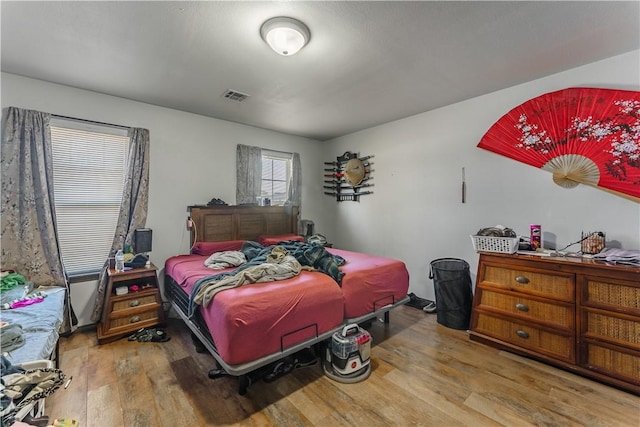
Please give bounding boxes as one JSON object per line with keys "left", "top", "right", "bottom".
{"left": 47, "top": 306, "right": 640, "bottom": 426}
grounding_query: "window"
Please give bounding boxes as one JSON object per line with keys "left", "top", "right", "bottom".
{"left": 261, "top": 151, "right": 291, "bottom": 205}
{"left": 50, "top": 118, "right": 130, "bottom": 277}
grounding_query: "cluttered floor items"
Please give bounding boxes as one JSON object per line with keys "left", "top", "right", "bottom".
{"left": 208, "top": 347, "right": 318, "bottom": 383}
{"left": 127, "top": 327, "right": 170, "bottom": 343}
{"left": 208, "top": 323, "right": 375, "bottom": 391}
{"left": 405, "top": 293, "right": 437, "bottom": 313}
{"left": 0, "top": 357, "right": 69, "bottom": 427}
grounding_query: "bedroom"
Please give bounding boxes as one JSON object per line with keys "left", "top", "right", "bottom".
{"left": 1, "top": 1, "right": 639, "bottom": 426}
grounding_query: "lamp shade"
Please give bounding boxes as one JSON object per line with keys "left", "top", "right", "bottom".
{"left": 261, "top": 17, "right": 310, "bottom": 56}
{"left": 134, "top": 228, "right": 153, "bottom": 253}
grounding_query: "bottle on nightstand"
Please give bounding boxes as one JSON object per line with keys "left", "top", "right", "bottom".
{"left": 115, "top": 249, "right": 125, "bottom": 272}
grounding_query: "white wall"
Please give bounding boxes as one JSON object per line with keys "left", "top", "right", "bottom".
{"left": 1, "top": 72, "right": 328, "bottom": 326}
{"left": 3, "top": 50, "right": 639, "bottom": 322}
{"left": 326, "top": 50, "right": 640, "bottom": 300}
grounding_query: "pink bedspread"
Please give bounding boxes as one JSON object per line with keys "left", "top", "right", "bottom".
{"left": 164, "top": 244, "right": 409, "bottom": 366}
{"left": 165, "top": 254, "right": 344, "bottom": 366}
{"left": 328, "top": 248, "right": 410, "bottom": 319}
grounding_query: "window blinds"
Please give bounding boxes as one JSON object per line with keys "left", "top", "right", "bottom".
{"left": 50, "top": 118, "right": 130, "bottom": 276}
{"left": 261, "top": 151, "right": 290, "bottom": 205}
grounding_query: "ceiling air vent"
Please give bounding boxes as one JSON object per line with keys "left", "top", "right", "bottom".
{"left": 222, "top": 89, "right": 250, "bottom": 102}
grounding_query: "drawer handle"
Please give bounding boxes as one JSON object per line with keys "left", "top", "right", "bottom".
{"left": 516, "top": 330, "right": 530, "bottom": 339}
{"left": 515, "top": 303, "right": 529, "bottom": 312}
{"left": 129, "top": 300, "right": 140, "bottom": 307}
{"left": 515, "top": 276, "right": 530, "bottom": 284}
{"left": 130, "top": 316, "right": 141, "bottom": 323}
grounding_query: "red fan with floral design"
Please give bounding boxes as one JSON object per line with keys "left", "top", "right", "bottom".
{"left": 478, "top": 87, "right": 640, "bottom": 202}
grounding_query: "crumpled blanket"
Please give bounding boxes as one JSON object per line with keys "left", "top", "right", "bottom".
{"left": 242, "top": 240, "right": 345, "bottom": 283}
{"left": 193, "top": 246, "right": 305, "bottom": 308}
{"left": 188, "top": 241, "right": 346, "bottom": 317}
{"left": 0, "top": 323, "right": 24, "bottom": 353}
{"left": 204, "top": 250, "right": 247, "bottom": 270}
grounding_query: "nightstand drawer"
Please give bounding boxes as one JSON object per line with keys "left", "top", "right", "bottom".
{"left": 475, "top": 312, "right": 574, "bottom": 363}
{"left": 109, "top": 308, "right": 160, "bottom": 329}
{"left": 477, "top": 289, "right": 574, "bottom": 329}
{"left": 482, "top": 265, "right": 574, "bottom": 301}
{"left": 112, "top": 294, "right": 159, "bottom": 312}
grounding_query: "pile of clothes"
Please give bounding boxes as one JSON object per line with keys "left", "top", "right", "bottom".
{"left": 476, "top": 225, "right": 517, "bottom": 238}
{"left": 189, "top": 241, "right": 346, "bottom": 317}
{"left": 0, "top": 323, "right": 24, "bottom": 354}
{"left": 1, "top": 357, "right": 66, "bottom": 427}
{"left": 593, "top": 248, "right": 640, "bottom": 266}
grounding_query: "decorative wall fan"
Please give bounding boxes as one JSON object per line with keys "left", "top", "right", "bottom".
{"left": 478, "top": 87, "right": 640, "bottom": 202}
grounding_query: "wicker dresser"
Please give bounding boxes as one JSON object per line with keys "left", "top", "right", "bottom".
{"left": 470, "top": 252, "right": 640, "bottom": 395}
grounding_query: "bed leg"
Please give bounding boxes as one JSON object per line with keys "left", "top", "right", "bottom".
{"left": 191, "top": 332, "right": 207, "bottom": 353}
{"left": 238, "top": 375, "right": 251, "bottom": 396}
{"left": 381, "top": 311, "right": 390, "bottom": 324}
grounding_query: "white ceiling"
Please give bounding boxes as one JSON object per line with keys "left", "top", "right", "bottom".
{"left": 2, "top": 1, "right": 639, "bottom": 141}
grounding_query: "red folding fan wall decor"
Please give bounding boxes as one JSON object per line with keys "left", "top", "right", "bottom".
{"left": 478, "top": 87, "right": 640, "bottom": 202}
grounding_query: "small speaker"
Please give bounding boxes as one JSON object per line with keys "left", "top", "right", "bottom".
{"left": 134, "top": 228, "right": 153, "bottom": 254}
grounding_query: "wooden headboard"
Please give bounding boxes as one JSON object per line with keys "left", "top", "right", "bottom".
{"left": 188, "top": 205, "right": 299, "bottom": 245}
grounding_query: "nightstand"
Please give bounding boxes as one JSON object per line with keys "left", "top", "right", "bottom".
{"left": 97, "top": 263, "right": 165, "bottom": 344}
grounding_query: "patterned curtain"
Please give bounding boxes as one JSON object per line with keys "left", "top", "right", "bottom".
{"left": 90, "top": 128, "right": 150, "bottom": 322}
{"left": 236, "top": 144, "right": 262, "bottom": 204}
{"left": 287, "top": 152, "right": 302, "bottom": 208}
{"left": 1, "top": 106, "right": 77, "bottom": 334}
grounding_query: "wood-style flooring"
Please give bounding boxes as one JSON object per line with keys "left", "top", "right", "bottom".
{"left": 47, "top": 305, "right": 640, "bottom": 426}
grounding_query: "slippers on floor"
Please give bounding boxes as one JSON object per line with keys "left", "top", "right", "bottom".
{"left": 263, "top": 359, "right": 294, "bottom": 383}
{"left": 142, "top": 328, "right": 170, "bottom": 342}
{"left": 130, "top": 328, "right": 171, "bottom": 342}
{"left": 208, "top": 368, "right": 228, "bottom": 379}
{"left": 423, "top": 301, "right": 437, "bottom": 313}
{"left": 293, "top": 349, "right": 318, "bottom": 369}
{"left": 406, "top": 293, "right": 436, "bottom": 311}
{"left": 127, "top": 328, "right": 147, "bottom": 341}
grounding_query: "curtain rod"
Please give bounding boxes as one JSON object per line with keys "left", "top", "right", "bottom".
{"left": 51, "top": 113, "right": 130, "bottom": 131}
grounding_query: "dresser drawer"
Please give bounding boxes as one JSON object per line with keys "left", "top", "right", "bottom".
{"left": 584, "top": 342, "right": 640, "bottom": 385}
{"left": 112, "top": 294, "right": 159, "bottom": 313}
{"left": 582, "top": 277, "right": 640, "bottom": 315}
{"left": 583, "top": 310, "right": 640, "bottom": 350}
{"left": 482, "top": 265, "right": 574, "bottom": 301}
{"left": 475, "top": 312, "right": 574, "bottom": 363}
{"left": 477, "top": 289, "right": 574, "bottom": 329}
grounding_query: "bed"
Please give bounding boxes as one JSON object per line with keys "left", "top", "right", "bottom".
{"left": 165, "top": 205, "right": 409, "bottom": 394}
{"left": 0, "top": 286, "right": 65, "bottom": 365}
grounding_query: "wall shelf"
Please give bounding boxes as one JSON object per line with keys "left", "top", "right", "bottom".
{"left": 323, "top": 151, "right": 374, "bottom": 202}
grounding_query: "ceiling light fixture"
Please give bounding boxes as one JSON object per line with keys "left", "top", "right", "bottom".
{"left": 260, "top": 17, "right": 310, "bottom": 56}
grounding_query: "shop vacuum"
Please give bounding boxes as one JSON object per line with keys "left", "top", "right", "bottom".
{"left": 323, "top": 324, "right": 372, "bottom": 383}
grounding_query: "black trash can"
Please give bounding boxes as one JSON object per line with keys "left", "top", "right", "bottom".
{"left": 429, "top": 258, "right": 473, "bottom": 330}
